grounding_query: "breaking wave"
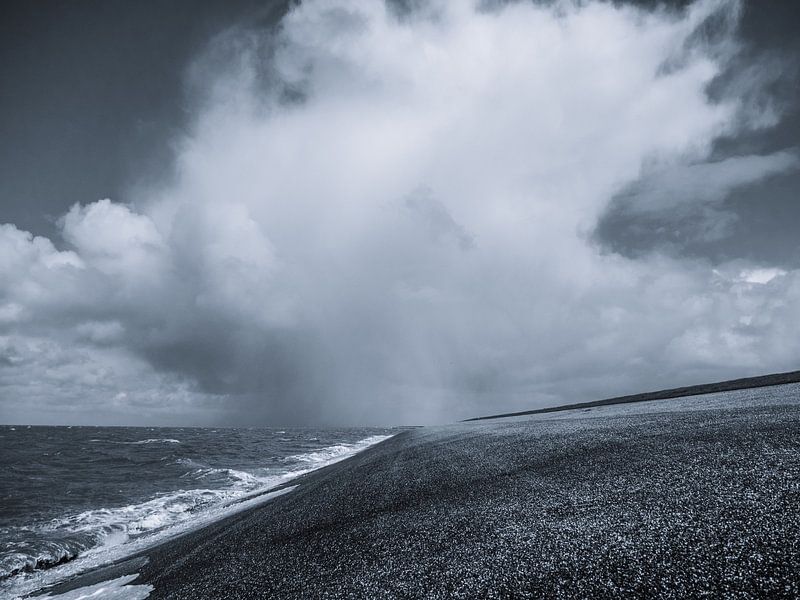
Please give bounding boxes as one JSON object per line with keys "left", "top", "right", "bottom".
{"left": 0, "top": 431, "right": 393, "bottom": 598}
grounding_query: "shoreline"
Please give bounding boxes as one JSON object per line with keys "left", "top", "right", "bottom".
{"left": 27, "top": 382, "right": 800, "bottom": 598}
{"left": 6, "top": 435, "right": 396, "bottom": 599}
{"left": 29, "top": 433, "right": 408, "bottom": 598}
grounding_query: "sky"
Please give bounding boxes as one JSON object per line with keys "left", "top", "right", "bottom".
{"left": 0, "top": 0, "right": 798, "bottom": 426}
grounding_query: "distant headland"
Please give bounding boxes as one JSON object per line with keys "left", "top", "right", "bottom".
{"left": 464, "top": 369, "right": 800, "bottom": 422}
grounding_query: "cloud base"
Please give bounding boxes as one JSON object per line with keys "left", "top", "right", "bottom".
{"left": 1, "top": 0, "right": 798, "bottom": 425}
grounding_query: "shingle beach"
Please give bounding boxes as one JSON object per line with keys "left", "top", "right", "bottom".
{"left": 35, "top": 384, "right": 800, "bottom": 599}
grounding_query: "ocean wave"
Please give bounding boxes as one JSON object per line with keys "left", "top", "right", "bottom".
{"left": 89, "top": 438, "right": 181, "bottom": 445}
{"left": 286, "top": 435, "right": 391, "bottom": 466}
{"left": 1, "top": 434, "right": 392, "bottom": 596}
{"left": 0, "top": 543, "right": 80, "bottom": 581}
{"left": 193, "top": 467, "right": 266, "bottom": 486}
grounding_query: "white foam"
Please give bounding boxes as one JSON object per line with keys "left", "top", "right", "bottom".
{"left": 88, "top": 439, "right": 181, "bottom": 445}
{"left": 39, "top": 574, "right": 153, "bottom": 600}
{"left": 3, "top": 434, "right": 393, "bottom": 599}
{"left": 4, "top": 487, "right": 296, "bottom": 599}
{"left": 286, "top": 435, "right": 392, "bottom": 468}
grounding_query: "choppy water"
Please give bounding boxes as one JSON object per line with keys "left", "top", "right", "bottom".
{"left": 0, "top": 425, "right": 393, "bottom": 597}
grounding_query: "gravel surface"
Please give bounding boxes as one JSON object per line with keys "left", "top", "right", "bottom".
{"left": 38, "top": 386, "right": 800, "bottom": 599}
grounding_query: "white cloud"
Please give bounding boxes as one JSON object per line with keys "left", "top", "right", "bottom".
{"left": 1, "top": 0, "right": 799, "bottom": 425}
{"left": 738, "top": 267, "right": 787, "bottom": 285}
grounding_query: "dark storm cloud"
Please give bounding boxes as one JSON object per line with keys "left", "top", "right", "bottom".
{"left": 1, "top": 0, "right": 800, "bottom": 427}
{"left": 593, "top": 0, "right": 800, "bottom": 265}
{"left": 595, "top": 152, "right": 799, "bottom": 259}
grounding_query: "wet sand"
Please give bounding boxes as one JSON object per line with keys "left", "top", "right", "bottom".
{"left": 37, "top": 384, "right": 800, "bottom": 598}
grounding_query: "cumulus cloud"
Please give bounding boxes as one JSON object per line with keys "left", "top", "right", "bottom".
{"left": 2, "top": 0, "right": 799, "bottom": 425}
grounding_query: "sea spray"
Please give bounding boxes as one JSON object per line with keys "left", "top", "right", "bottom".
{"left": 0, "top": 426, "right": 394, "bottom": 597}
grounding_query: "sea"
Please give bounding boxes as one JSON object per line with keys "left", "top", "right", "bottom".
{"left": 0, "top": 425, "right": 394, "bottom": 598}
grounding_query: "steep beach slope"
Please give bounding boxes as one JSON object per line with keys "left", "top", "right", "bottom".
{"left": 39, "top": 384, "right": 800, "bottom": 599}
